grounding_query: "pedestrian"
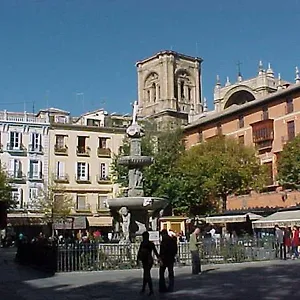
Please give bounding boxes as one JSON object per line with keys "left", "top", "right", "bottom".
{"left": 189, "top": 227, "right": 201, "bottom": 275}
{"left": 159, "top": 229, "right": 177, "bottom": 293}
{"left": 291, "top": 225, "right": 299, "bottom": 259}
{"left": 274, "top": 225, "right": 286, "bottom": 260}
{"left": 137, "top": 231, "right": 159, "bottom": 296}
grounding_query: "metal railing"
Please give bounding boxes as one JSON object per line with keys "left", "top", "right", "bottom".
{"left": 56, "top": 237, "right": 276, "bottom": 272}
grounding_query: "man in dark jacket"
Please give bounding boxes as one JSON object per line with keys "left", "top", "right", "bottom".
{"left": 159, "top": 229, "right": 178, "bottom": 293}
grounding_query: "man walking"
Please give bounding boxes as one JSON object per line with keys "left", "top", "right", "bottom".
{"left": 159, "top": 229, "right": 177, "bottom": 293}
{"left": 275, "top": 224, "right": 286, "bottom": 260}
{"left": 190, "top": 227, "right": 201, "bottom": 274}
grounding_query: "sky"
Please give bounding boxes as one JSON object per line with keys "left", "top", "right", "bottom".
{"left": 1, "top": 0, "right": 300, "bottom": 116}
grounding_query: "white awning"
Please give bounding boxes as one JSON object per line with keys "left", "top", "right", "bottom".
{"left": 252, "top": 210, "right": 300, "bottom": 229}
{"left": 87, "top": 216, "right": 113, "bottom": 227}
{"left": 206, "top": 213, "right": 262, "bottom": 224}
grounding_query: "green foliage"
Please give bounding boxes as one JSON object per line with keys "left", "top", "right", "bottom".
{"left": 277, "top": 135, "right": 300, "bottom": 189}
{"left": 177, "top": 136, "right": 267, "bottom": 212}
{"left": 33, "top": 176, "right": 74, "bottom": 223}
{"left": 0, "top": 164, "right": 14, "bottom": 208}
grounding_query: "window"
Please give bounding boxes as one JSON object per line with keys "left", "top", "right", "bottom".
{"left": 77, "top": 162, "right": 89, "bottom": 180}
{"left": 29, "top": 160, "right": 42, "bottom": 179}
{"left": 77, "top": 136, "right": 87, "bottom": 153}
{"left": 76, "top": 194, "right": 86, "bottom": 210}
{"left": 56, "top": 161, "right": 65, "bottom": 179}
{"left": 217, "top": 123, "right": 222, "bottom": 135}
{"left": 55, "top": 135, "right": 65, "bottom": 149}
{"left": 98, "top": 195, "right": 108, "bottom": 210}
{"left": 8, "top": 159, "right": 22, "bottom": 178}
{"left": 29, "top": 187, "right": 38, "bottom": 200}
{"left": 12, "top": 188, "right": 22, "bottom": 209}
{"left": 262, "top": 107, "right": 269, "bottom": 120}
{"left": 197, "top": 131, "right": 203, "bottom": 143}
{"left": 238, "top": 115, "right": 244, "bottom": 128}
{"left": 100, "top": 163, "right": 108, "bottom": 179}
{"left": 286, "top": 97, "right": 294, "bottom": 114}
{"left": 287, "top": 120, "right": 295, "bottom": 141}
{"left": 30, "top": 133, "right": 41, "bottom": 151}
{"left": 238, "top": 135, "right": 245, "bottom": 145}
{"left": 9, "top": 132, "right": 21, "bottom": 149}
{"left": 264, "top": 162, "right": 273, "bottom": 186}
{"left": 188, "top": 87, "right": 192, "bottom": 100}
{"left": 87, "top": 119, "right": 101, "bottom": 127}
{"left": 99, "top": 137, "right": 108, "bottom": 149}
{"left": 180, "top": 81, "right": 185, "bottom": 99}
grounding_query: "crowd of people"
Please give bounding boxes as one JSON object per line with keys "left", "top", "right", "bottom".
{"left": 274, "top": 224, "right": 300, "bottom": 260}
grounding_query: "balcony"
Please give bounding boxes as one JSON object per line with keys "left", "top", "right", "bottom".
{"left": 6, "top": 143, "right": 27, "bottom": 154}
{"left": 28, "top": 172, "right": 43, "bottom": 182}
{"left": 28, "top": 144, "right": 43, "bottom": 154}
{"left": 97, "top": 147, "right": 111, "bottom": 158}
{"left": 255, "top": 140, "right": 273, "bottom": 151}
{"left": 54, "top": 145, "right": 68, "bottom": 156}
{"left": 251, "top": 119, "right": 274, "bottom": 143}
{"left": 96, "top": 175, "right": 111, "bottom": 184}
{"left": 9, "top": 171, "right": 26, "bottom": 183}
{"left": 53, "top": 174, "right": 69, "bottom": 183}
{"left": 76, "top": 146, "right": 90, "bottom": 157}
{"left": 75, "top": 175, "right": 91, "bottom": 184}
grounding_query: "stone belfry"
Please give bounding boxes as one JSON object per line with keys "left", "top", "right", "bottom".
{"left": 136, "top": 50, "right": 203, "bottom": 127}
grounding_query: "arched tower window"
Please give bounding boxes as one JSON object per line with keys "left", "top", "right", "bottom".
{"left": 144, "top": 72, "right": 159, "bottom": 103}
{"left": 174, "top": 70, "right": 194, "bottom": 103}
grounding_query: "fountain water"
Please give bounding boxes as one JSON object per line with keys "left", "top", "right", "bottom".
{"left": 106, "top": 101, "right": 169, "bottom": 243}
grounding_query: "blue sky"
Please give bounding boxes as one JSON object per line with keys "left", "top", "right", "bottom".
{"left": 1, "top": 0, "right": 300, "bottom": 116}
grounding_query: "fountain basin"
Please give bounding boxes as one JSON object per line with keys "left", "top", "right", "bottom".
{"left": 107, "top": 197, "right": 169, "bottom": 211}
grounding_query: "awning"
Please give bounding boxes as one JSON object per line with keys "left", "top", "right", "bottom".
{"left": 252, "top": 210, "right": 300, "bottom": 229}
{"left": 7, "top": 217, "right": 46, "bottom": 226}
{"left": 206, "top": 213, "right": 262, "bottom": 224}
{"left": 87, "top": 216, "right": 113, "bottom": 227}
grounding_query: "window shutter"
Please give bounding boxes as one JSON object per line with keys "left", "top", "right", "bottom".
{"left": 75, "top": 162, "right": 78, "bottom": 180}
{"left": 19, "top": 132, "right": 22, "bottom": 149}
{"left": 104, "top": 163, "right": 108, "bottom": 178}
{"left": 87, "top": 163, "right": 89, "bottom": 180}
{"left": 8, "top": 159, "right": 14, "bottom": 175}
{"left": 29, "top": 132, "right": 33, "bottom": 147}
{"left": 38, "top": 133, "right": 42, "bottom": 149}
{"left": 18, "top": 188, "right": 23, "bottom": 208}
{"left": 39, "top": 161, "right": 43, "bottom": 177}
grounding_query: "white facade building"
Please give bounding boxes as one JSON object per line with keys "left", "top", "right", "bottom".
{"left": 0, "top": 110, "right": 50, "bottom": 212}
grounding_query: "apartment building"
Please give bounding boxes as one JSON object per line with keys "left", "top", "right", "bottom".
{"left": 44, "top": 108, "right": 127, "bottom": 232}
{"left": 0, "top": 110, "right": 50, "bottom": 229}
{"left": 184, "top": 73, "right": 300, "bottom": 211}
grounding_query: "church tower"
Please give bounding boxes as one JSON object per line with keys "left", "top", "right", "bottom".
{"left": 136, "top": 50, "right": 203, "bottom": 128}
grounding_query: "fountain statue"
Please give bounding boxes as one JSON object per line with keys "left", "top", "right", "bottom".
{"left": 107, "top": 101, "right": 168, "bottom": 243}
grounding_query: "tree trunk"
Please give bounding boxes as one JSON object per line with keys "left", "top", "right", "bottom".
{"left": 221, "top": 194, "right": 227, "bottom": 212}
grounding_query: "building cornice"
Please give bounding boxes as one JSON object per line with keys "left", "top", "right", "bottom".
{"left": 136, "top": 50, "right": 203, "bottom": 66}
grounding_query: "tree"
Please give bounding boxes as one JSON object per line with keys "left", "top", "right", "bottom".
{"left": 33, "top": 176, "right": 74, "bottom": 235}
{"left": 177, "top": 136, "right": 267, "bottom": 212}
{"left": 277, "top": 135, "right": 300, "bottom": 189}
{"left": 0, "top": 165, "right": 13, "bottom": 229}
{"left": 111, "top": 127, "right": 185, "bottom": 208}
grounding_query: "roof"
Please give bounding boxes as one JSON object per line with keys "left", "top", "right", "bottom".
{"left": 205, "top": 212, "right": 262, "bottom": 224}
{"left": 252, "top": 210, "right": 300, "bottom": 228}
{"left": 136, "top": 50, "right": 203, "bottom": 66}
{"left": 37, "top": 107, "right": 70, "bottom": 116}
{"left": 185, "top": 82, "right": 300, "bottom": 130}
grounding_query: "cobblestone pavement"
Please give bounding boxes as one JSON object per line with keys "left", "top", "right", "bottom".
{"left": 1, "top": 248, "right": 300, "bottom": 300}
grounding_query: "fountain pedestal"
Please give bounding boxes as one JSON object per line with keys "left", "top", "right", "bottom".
{"left": 107, "top": 101, "right": 169, "bottom": 243}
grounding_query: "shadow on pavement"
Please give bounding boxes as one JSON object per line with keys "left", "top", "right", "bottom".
{"left": 2, "top": 250, "right": 300, "bottom": 300}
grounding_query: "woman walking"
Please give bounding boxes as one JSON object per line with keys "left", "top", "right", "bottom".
{"left": 137, "top": 231, "right": 159, "bottom": 296}
{"left": 291, "top": 225, "right": 299, "bottom": 259}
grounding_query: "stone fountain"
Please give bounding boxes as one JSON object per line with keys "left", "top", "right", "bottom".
{"left": 106, "top": 101, "right": 169, "bottom": 244}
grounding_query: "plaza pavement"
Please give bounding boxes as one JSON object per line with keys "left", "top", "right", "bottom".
{"left": 1, "top": 247, "right": 300, "bottom": 300}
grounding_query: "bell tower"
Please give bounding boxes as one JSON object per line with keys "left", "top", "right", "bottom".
{"left": 136, "top": 50, "right": 203, "bottom": 128}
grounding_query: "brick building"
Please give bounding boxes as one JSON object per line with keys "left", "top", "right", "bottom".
{"left": 184, "top": 67, "right": 300, "bottom": 211}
